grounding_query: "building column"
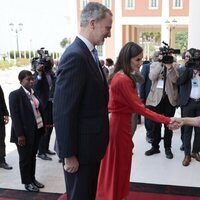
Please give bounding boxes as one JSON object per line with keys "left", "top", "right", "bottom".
{"left": 188, "top": 0, "right": 200, "bottom": 49}
{"left": 161, "top": 0, "right": 170, "bottom": 45}
{"left": 114, "top": 0, "right": 122, "bottom": 58}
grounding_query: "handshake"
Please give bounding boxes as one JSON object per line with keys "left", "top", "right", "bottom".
{"left": 167, "top": 118, "right": 183, "bottom": 130}
{"left": 168, "top": 117, "right": 200, "bottom": 130}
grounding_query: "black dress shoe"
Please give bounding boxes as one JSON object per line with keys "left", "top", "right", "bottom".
{"left": 24, "top": 183, "right": 39, "bottom": 192}
{"left": 0, "top": 162, "right": 13, "bottom": 170}
{"left": 37, "top": 154, "right": 52, "bottom": 161}
{"left": 145, "top": 147, "right": 160, "bottom": 156}
{"left": 33, "top": 179, "right": 44, "bottom": 188}
{"left": 46, "top": 149, "right": 56, "bottom": 155}
{"left": 165, "top": 148, "right": 173, "bottom": 159}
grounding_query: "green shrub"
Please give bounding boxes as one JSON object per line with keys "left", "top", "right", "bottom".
{"left": 0, "top": 61, "right": 14, "bottom": 70}
{"left": 0, "top": 58, "right": 31, "bottom": 70}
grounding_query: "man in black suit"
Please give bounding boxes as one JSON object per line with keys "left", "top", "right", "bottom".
{"left": 100, "top": 59, "right": 109, "bottom": 81}
{"left": 33, "top": 58, "right": 56, "bottom": 161}
{"left": 53, "top": 2, "right": 112, "bottom": 200}
{"left": 139, "top": 51, "right": 160, "bottom": 143}
{"left": 139, "top": 62, "right": 153, "bottom": 142}
{"left": 0, "top": 86, "right": 12, "bottom": 170}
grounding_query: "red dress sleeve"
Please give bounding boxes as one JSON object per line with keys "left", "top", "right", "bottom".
{"left": 111, "top": 74, "right": 170, "bottom": 124}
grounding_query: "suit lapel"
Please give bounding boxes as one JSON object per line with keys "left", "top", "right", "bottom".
{"left": 19, "top": 87, "right": 34, "bottom": 113}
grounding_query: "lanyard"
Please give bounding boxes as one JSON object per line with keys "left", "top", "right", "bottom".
{"left": 30, "top": 94, "right": 39, "bottom": 114}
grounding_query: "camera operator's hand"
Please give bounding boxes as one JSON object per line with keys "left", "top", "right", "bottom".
{"left": 158, "top": 54, "right": 163, "bottom": 62}
{"left": 36, "top": 64, "right": 43, "bottom": 75}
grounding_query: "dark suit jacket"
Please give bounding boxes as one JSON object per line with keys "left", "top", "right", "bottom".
{"left": 139, "top": 63, "right": 152, "bottom": 103}
{"left": 177, "top": 66, "right": 193, "bottom": 106}
{"left": 53, "top": 37, "right": 109, "bottom": 164}
{"left": 33, "top": 72, "right": 56, "bottom": 108}
{"left": 0, "top": 86, "right": 9, "bottom": 125}
{"left": 9, "top": 87, "right": 45, "bottom": 144}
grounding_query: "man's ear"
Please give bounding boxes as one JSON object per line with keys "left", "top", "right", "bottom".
{"left": 89, "top": 19, "right": 95, "bottom": 29}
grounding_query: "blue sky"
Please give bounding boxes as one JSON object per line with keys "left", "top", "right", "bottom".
{"left": 0, "top": 0, "right": 71, "bottom": 53}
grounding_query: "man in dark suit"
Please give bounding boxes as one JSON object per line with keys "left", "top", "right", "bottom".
{"left": 53, "top": 2, "right": 113, "bottom": 200}
{"left": 33, "top": 59, "right": 56, "bottom": 161}
{"left": 139, "top": 62, "right": 153, "bottom": 142}
{"left": 139, "top": 51, "right": 160, "bottom": 143}
{"left": 100, "top": 59, "right": 109, "bottom": 81}
{"left": 177, "top": 48, "right": 200, "bottom": 166}
{"left": 0, "top": 85, "right": 12, "bottom": 170}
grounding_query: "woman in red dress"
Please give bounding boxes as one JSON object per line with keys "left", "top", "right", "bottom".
{"left": 96, "top": 42, "right": 172, "bottom": 200}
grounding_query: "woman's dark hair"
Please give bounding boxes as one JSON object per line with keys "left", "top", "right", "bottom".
{"left": 108, "top": 42, "right": 143, "bottom": 83}
{"left": 18, "top": 70, "right": 33, "bottom": 83}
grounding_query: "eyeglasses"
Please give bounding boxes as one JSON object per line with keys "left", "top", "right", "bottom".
{"left": 185, "top": 55, "right": 191, "bottom": 58}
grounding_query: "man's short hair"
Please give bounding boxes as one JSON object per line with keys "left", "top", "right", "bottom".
{"left": 105, "top": 58, "right": 114, "bottom": 66}
{"left": 80, "top": 2, "right": 112, "bottom": 27}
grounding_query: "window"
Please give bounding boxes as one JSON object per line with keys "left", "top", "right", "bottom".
{"left": 149, "top": 0, "right": 158, "bottom": 9}
{"left": 103, "top": 0, "right": 111, "bottom": 9}
{"left": 173, "top": 0, "right": 183, "bottom": 9}
{"left": 126, "top": 0, "right": 135, "bottom": 9}
{"left": 97, "top": 46, "right": 103, "bottom": 57}
{"left": 80, "top": 0, "right": 88, "bottom": 9}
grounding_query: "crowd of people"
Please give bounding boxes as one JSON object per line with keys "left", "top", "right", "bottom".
{"left": 1, "top": 1, "right": 200, "bottom": 200}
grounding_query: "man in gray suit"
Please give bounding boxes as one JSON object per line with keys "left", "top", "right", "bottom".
{"left": 53, "top": 2, "right": 112, "bottom": 200}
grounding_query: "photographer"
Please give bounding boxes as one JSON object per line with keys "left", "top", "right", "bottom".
{"left": 177, "top": 48, "right": 200, "bottom": 166}
{"left": 33, "top": 49, "right": 56, "bottom": 161}
{"left": 145, "top": 47, "right": 179, "bottom": 159}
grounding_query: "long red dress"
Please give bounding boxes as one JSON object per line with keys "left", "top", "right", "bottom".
{"left": 96, "top": 72, "right": 170, "bottom": 200}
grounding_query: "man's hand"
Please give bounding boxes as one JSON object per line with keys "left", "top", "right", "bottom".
{"left": 4, "top": 116, "right": 9, "bottom": 124}
{"left": 64, "top": 156, "right": 79, "bottom": 173}
{"left": 18, "top": 136, "right": 26, "bottom": 146}
{"left": 36, "top": 64, "right": 43, "bottom": 75}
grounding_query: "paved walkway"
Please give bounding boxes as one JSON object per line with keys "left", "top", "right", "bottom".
{"left": 0, "top": 66, "right": 199, "bottom": 195}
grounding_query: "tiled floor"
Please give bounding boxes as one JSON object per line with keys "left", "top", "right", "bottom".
{"left": 0, "top": 66, "right": 199, "bottom": 196}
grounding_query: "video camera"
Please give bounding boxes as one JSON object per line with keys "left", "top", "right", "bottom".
{"left": 31, "top": 47, "right": 53, "bottom": 72}
{"left": 159, "top": 41, "right": 180, "bottom": 64}
{"left": 185, "top": 48, "right": 200, "bottom": 69}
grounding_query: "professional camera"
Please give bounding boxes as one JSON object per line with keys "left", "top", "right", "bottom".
{"left": 185, "top": 48, "right": 200, "bottom": 69}
{"left": 159, "top": 41, "right": 180, "bottom": 64}
{"left": 31, "top": 47, "right": 53, "bottom": 72}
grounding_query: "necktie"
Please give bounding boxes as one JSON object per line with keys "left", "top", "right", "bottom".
{"left": 92, "top": 48, "right": 99, "bottom": 65}
{"left": 92, "top": 48, "right": 103, "bottom": 79}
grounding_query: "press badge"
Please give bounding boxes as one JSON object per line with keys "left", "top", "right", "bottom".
{"left": 157, "top": 79, "right": 164, "bottom": 89}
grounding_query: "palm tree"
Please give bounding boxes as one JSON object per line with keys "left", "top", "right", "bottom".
{"left": 60, "top": 37, "right": 71, "bottom": 48}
